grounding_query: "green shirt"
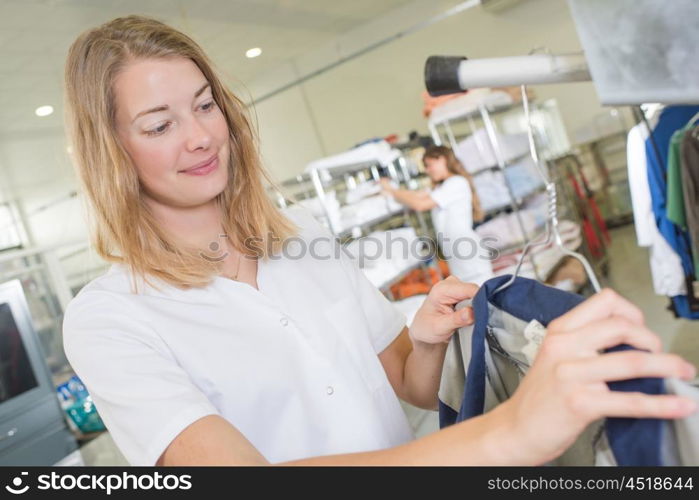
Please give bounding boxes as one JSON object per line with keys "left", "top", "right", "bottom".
{"left": 666, "top": 128, "right": 688, "bottom": 230}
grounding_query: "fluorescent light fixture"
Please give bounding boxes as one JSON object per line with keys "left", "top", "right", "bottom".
{"left": 245, "top": 47, "right": 262, "bottom": 58}
{"left": 35, "top": 105, "right": 54, "bottom": 117}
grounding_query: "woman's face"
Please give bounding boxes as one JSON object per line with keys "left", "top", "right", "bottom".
{"left": 424, "top": 155, "right": 450, "bottom": 182}
{"left": 114, "top": 57, "right": 230, "bottom": 209}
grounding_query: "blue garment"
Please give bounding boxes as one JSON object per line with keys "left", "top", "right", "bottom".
{"left": 439, "top": 275, "right": 665, "bottom": 466}
{"left": 645, "top": 105, "right": 699, "bottom": 319}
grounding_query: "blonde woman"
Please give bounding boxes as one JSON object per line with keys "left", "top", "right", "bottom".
{"left": 380, "top": 146, "right": 493, "bottom": 285}
{"left": 62, "top": 16, "right": 696, "bottom": 466}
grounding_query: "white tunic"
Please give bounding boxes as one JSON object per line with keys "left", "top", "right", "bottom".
{"left": 626, "top": 123, "right": 686, "bottom": 296}
{"left": 430, "top": 175, "right": 493, "bottom": 285}
{"left": 62, "top": 208, "right": 414, "bottom": 465}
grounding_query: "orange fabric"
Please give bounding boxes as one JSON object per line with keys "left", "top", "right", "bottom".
{"left": 389, "top": 260, "right": 450, "bottom": 300}
{"left": 421, "top": 90, "right": 469, "bottom": 118}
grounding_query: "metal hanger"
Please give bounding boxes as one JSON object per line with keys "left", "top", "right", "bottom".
{"left": 493, "top": 85, "right": 601, "bottom": 294}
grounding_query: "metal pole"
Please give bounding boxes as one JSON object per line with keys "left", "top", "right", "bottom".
{"left": 428, "top": 122, "right": 443, "bottom": 146}
{"left": 444, "top": 121, "right": 459, "bottom": 150}
{"left": 309, "top": 168, "right": 339, "bottom": 234}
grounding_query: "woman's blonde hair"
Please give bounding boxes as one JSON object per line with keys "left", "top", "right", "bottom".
{"left": 64, "top": 15, "right": 295, "bottom": 289}
{"left": 423, "top": 145, "right": 484, "bottom": 223}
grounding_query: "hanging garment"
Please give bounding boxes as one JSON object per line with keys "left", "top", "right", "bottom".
{"left": 667, "top": 124, "right": 699, "bottom": 294}
{"left": 438, "top": 275, "right": 699, "bottom": 465}
{"left": 681, "top": 128, "right": 699, "bottom": 276}
{"left": 645, "top": 105, "right": 699, "bottom": 318}
{"left": 627, "top": 123, "right": 687, "bottom": 297}
{"left": 666, "top": 127, "right": 690, "bottom": 231}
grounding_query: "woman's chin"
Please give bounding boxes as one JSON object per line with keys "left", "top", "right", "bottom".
{"left": 170, "top": 186, "right": 228, "bottom": 209}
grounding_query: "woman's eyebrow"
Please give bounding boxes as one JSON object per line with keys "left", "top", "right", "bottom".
{"left": 131, "top": 82, "right": 211, "bottom": 124}
{"left": 193, "top": 82, "right": 210, "bottom": 99}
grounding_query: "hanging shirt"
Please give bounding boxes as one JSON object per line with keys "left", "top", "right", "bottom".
{"left": 62, "top": 207, "right": 414, "bottom": 465}
{"left": 666, "top": 127, "right": 689, "bottom": 231}
{"left": 430, "top": 175, "right": 493, "bottom": 285}
{"left": 626, "top": 123, "right": 686, "bottom": 297}
{"left": 645, "top": 106, "right": 699, "bottom": 319}
{"left": 645, "top": 105, "right": 699, "bottom": 278}
{"left": 681, "top": 128, "right": 699, "bottom": 274}
{"left": 438, "top": 275, "right": 699, "bottom": 466}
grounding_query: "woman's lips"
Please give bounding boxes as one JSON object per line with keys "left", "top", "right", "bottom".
{"left": 180, "top": 155, "right": 218, "bottom": 176}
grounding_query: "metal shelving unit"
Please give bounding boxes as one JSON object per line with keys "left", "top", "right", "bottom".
{"left": 479, "top": 184, "right": 548, "bottom": 222}
{"left": 467, "top": 151, "right": 532, "bottom": 177}
{"left": 428, "top": 97, "right": 547, "bottom": 280}
{"left": 576, "top": 131, "right": 634, "bottom": 228}
{"left": 0, "top": 246, "right": 76, "bottom": 381}
{"left": 427, "top": 93, "right": 594, "bottom": 286}
{"left": 546, "top": 152, "right": 612, "bottom": 284}
{"left": 274, "top": 143, "right": 441, "bottom": 296}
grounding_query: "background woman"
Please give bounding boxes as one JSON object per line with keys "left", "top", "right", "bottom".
{"left": 381, "top": 145, "right": 493, "bottom": 285}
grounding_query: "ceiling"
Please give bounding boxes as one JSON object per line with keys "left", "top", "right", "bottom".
{"left": 0, "top": 0, "right": 415, "bottom": 136}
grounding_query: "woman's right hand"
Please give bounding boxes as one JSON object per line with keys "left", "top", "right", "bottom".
{"left": 378, "top": 177, "right": 394, "bottom": 194}
{"left": 498, "top": 288, "right": 697, "bottom": 465}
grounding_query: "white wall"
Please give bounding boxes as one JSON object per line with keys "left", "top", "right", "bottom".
{"left": 245, "top": 0, "right": 625, "bottom": 181}
{"left": 250, "top": 84, "right": 326, "bottom": 181}
{"left": 0, "top": 131, "right": 102, "bottom": 286}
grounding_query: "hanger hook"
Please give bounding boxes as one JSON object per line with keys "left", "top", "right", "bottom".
{"left": 494, "top": 83, "right": 601, "bottom": 295}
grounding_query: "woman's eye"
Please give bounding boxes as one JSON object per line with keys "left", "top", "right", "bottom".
{"left": 200, "top": 101, "right": 215, "bottom": 112}
{"left": 145, "top": 122, "right": 170, "bottom": 136}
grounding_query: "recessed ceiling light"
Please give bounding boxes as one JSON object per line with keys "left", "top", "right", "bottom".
{"left": 245, "top": 47, "right": 262, "bottom": 58}
{"left": 35, "top": 105, "right": 54, "bottom": 117}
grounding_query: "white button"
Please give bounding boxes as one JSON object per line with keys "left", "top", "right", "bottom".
{"left": 280, "top": 317, "right": 289, "bottom": 327}
{"left": 326, "top": 386, "right": 334, "bottom": 395}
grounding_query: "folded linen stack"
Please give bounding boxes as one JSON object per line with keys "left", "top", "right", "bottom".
{"left": 472, "top": 170, "right": 511, "bottom": 212}
{"left": 475, "top": 193, "right": 548, "bottom": 250}
{"left": 454, "top": 128, "right": 530, "bottom": 174}
{"left": 490, "top": 220, "right": 582, "bottom": 279}
{"left": 344, "top": 227, "right": 425, "bottom": 288}
{"left": 338, "top": 195, "right": 403, "bottom": 233}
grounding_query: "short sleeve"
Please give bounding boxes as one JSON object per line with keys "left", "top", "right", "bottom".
{"left": 343, "top": 253, "right": 408, "bottom": 353}
{"left": 430, "top": 176, "right": 471, "bottom": 209}
{"left": 62, "top": 291, "right": 219, "bottom": 466}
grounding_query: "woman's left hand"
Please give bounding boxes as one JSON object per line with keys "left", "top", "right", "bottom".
{"left": 409, "top": 276, "right": 478, "bottom": 345}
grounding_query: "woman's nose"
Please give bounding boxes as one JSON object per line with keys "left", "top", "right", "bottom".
{"left": 184, "top": 116, "right": 212, "bottom": 152}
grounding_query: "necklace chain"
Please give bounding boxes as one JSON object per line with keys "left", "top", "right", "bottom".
{"left": 230, "top": 251, "right": 242, "bottom": 281}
